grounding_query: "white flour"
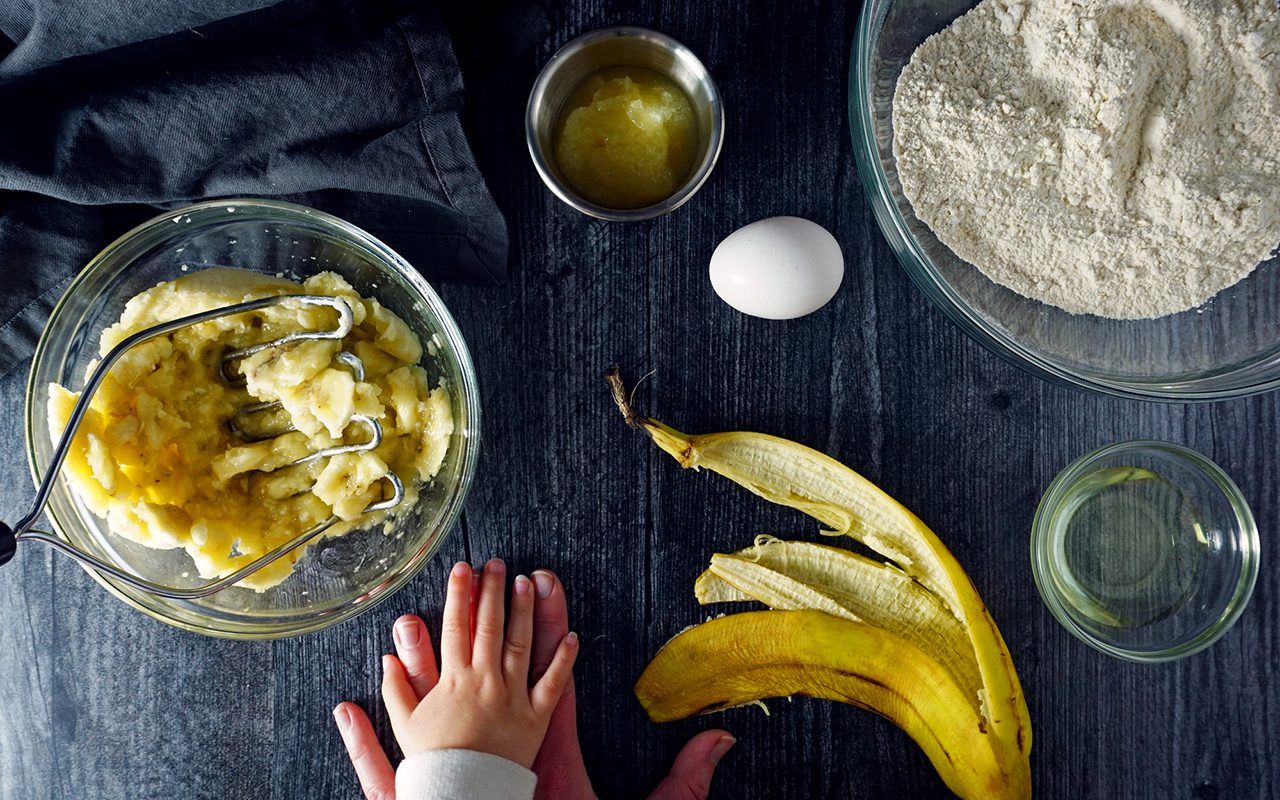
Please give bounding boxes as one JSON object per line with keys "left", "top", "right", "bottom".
{"left": 892, "top": 0, "right": 1280, "bottom": 319}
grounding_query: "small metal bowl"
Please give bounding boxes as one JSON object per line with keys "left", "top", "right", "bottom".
{"left": 526, "top": 26, "right": 724, "bottom": 221}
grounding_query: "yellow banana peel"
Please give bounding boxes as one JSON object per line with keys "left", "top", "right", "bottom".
{"left": 635, "top": 610, "right": 1012, "bottom": 800}
{"left": 607, "top": 368, "right": 1031, "bottom": 799}
{"left": 696, "top": 536, "right": 983, "bottom": 702}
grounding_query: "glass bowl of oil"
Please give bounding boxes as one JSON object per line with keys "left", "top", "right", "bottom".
{"left": 1031, "top": 440, "right": 1259, "bottom": 662}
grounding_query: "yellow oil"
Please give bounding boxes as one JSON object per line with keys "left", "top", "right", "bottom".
{"left": 553, "top": 66, "right": 698, "bottom": 209}
{"left": 1050, "top": 467, "right": 1208, "bottom": 630}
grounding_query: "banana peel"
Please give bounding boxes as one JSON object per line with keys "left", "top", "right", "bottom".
{"left": 635, "top": 610, "right": 1009, "bottom": 800}
{"left": 607, "top": 367, "right": 1031, "bottom": 799}
{"left": 695, "top": 536, "right": 983, "bottom": 701}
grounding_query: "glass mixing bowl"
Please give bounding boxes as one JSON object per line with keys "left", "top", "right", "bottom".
{"left": 850, "top": 0, "right": 1280, "bottom": 401}
{"left": 1030, "top": 441, "right": 1259, "bottom": 662}
{"left": 24, "top": 199, "right": 481, "bottom": 639}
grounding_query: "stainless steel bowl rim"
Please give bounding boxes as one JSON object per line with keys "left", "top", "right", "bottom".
{"left": 525, "top": 25, "right": 725, "bottom": 222}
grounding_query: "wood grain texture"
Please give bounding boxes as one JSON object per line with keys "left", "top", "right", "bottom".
{"left": 1, "top": 0, "right": 1277, "bottom": 797}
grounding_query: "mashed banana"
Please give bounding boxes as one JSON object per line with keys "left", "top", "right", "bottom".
{"left": 48, "top": 268, "right": 452, "bottom": 591}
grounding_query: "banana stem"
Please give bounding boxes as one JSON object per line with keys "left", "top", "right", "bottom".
{"left": 604, "top": 366, "right": 647, "bottom": 430}
{"left": 605, "top": 367, "right": 697, "bottom": 466}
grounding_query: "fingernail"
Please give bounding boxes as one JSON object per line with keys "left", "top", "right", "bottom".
{"left": 486, "top": 558, "right": 506, "bottom": 574}
{"left": 566, "top": 631, "right": 579, "bottom": 647}
{"left": 394, "top": 618, "right": 421, "bottom": 647}
{"left": 533, "top": 571, "right": 554, "bottom": 598}
{"left": 514, "top": 575, "right": 531, "bottom": 595}
{"left": 710, "top": 735, "right": 736, "bottom": 764}
{"left": 332, "top": 704, "right": 351, "bottom": 734}
{"left": 451, "top": 561, "right": 469, "bottom": 577}
{"left": 381, "top": 654, "right": 395, "bottom": 673}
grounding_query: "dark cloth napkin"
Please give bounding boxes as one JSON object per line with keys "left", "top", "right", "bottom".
{"left": 0, "top": 0, "right": 508, "bottom": 379}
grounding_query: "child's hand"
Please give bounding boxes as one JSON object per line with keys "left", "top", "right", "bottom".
{"left": 334, "top": 558, "right": 578, "bottom": 797}
{"left": 334, "top": 563, "right": 731, "bottom": 800}
{"left": 383, "top": 558, "right": 578, "bottom": 767}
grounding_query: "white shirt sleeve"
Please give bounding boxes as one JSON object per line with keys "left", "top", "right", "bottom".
{"left": 395, "top": 749, "right": 537, "bottom": 800}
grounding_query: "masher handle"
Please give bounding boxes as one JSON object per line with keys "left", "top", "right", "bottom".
{"left": 0, "top": 522, "right": 13, "bottom": 566}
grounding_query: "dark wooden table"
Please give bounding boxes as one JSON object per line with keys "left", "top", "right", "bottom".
{"left": 1, "top": 1, "right": 1276, "bottom": 797}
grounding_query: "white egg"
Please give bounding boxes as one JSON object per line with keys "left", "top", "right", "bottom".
{"left": 709, "top": 216, "right": 844, "bottom": 320}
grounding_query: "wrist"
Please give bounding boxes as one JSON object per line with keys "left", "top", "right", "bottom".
{"left": 397, "top": 749, "right": 537, "bottom": 800}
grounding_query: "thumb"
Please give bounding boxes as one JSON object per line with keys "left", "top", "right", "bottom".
{"left": 646, "top": 730, "right": 736, "bottom": 800}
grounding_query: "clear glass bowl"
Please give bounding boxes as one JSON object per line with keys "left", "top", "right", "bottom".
{"left": 24, "top": 199, "right": 481, "bottom": 639}
{"left": 1030, "top": 441, "right": 1259, "bottom": 662}
{"left": 850, "top": 0, "right": 1280, "bottom": 401}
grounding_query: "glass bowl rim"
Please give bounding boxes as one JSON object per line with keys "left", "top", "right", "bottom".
{"left": 23, "top": 197, "right": 482, "bottom": 639}
{"left": 848, "top": 0, "right": 1280, "bottom": 403}
{"left": 1029, "top": 439, "right": 1260, "bottom": 663}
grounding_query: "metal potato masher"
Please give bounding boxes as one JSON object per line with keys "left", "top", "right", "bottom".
{"left": 0, "top": 294, "right": 404, "bottom": 599}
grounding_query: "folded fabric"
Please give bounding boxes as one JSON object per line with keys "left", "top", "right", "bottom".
{"left": 0, "top": 0, "right": 507, "bottom": 378}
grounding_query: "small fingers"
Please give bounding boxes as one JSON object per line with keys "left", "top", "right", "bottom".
{"left": 440, "top": 561, "right": 474, "bottom": 671}
{"left": 472, "top": 558, "right": 508, "bottom": 670}
{"left": 469, "top": 570, "right": 482, "bottom": 647}
{"left": 531, "top": 632, "right": 579, "bottom": 716}
{"left": 333, "top": 702, "right": 396, "bottom": 800}
{"left": 380, "top": 653, "right": 418, "bottom": 745}
{"left": 502, "top": 574, "right": 535, "bottom": 683}
{"left": 393, "top": 614, "right": 440, "bottom": 700}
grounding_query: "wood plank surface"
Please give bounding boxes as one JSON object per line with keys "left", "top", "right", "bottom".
{"left": 1, "top": 0, "right": 1277, "bottom": 798}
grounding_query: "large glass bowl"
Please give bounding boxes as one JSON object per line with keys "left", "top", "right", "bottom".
{"left": 24, "top": 199, "right": 481, "bottom": 638}
{"left": 851, "top": 0, "right": 1280, "bottom": 401}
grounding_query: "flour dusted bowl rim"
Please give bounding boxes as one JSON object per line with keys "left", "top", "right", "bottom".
{"left": 850, "top": 0, "right": 1280, "bottom": 402}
